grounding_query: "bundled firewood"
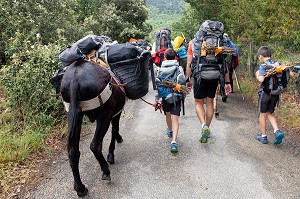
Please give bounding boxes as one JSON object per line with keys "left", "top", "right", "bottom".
{"left": 264, "top": 64, "right": 294, "bottom": 77}
{"left": 162, "top": 79, "right": 190, "bottom": 95}
{"left": 204, "top": 45, "right": 235, "bottom": 55}
{"left": 221, "top": 46, "right": 236, "bottom": 55}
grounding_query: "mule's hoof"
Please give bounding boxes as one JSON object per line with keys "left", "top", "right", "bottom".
{"left": 102, "top": 173, "right": 111, "bottom": 181}
{"left": 116, "top": 136, "right": 123, "bottom": 143}
{"left": 76, "top": 187, "right": 88, "bottom": 197}
{"left": 107, "top": 153, "right": 115, "bottom": 164}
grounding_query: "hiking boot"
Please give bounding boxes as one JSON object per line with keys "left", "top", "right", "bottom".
{"left": 170, "top": 142, "right": 178, "bottom": 153}
{"left": 166, "top": 128, "right": 172, "bottom": 138}
{"left": 256, "top": 134, "right": 268, "bottom": 144}
{"left": 273, "top": 130, "right": 284, "bottom": 145}
{"left": 200, "top": 125, "right": 211, "bottom": 143}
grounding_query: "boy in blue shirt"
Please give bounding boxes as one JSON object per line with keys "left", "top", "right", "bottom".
{"left": 154, "top": 48, "right": 186, "bottom": 153}
{"left": 255, "top": 46, "right": 284, "bottom": 144}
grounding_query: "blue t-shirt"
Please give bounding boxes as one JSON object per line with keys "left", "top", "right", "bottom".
{"left": 225, "top": 39, "right": 238, "bottom": 56}
{"left": 258, "top": 59, "right": 275, "bottom": 89}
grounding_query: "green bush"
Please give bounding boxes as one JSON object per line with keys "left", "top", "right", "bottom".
{"left": 0, "top": 33, "right": 66, "bottom": 162}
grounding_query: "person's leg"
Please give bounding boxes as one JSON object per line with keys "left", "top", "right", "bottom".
{"left": 171, "top": 114, "right": 179, "bottom": 142}
{"left": 259, "top": 112, "right": 267, "bottom": 135}
{"left": 170, "top": 101, "right": 181, "bottom": 153}
{"left": 195, "top": 98, "right": 206, "bottom": 125}
{"left": 267, "top": 96, "right": 284, "bottom": 144}
{"left": 267, "top": 112, "right": 279, "bottom": 131}
{"left": 256, "top": 112, "right": 268, "bottom": 144}
{"left": 205, "top": 97, "right": 214, "bottom": 127}
{"left": 165, "top": 112, "right": 172, "bottom": 131}
{"left": 229, "top": 67, "right": 234, "bottom": 92}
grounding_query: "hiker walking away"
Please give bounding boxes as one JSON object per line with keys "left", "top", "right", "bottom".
{"left": 185, "top": 20, "right": 231, "bottom": 143}
{"left": 152, "top": 29, "right": 173, "bottom": 67}
{"left": 224, "top": 33, "right": 239, "bottom": 93}
{"left": 173, "top": 35, "right": 188, "bottom": 72}
{"left": 154, "top": 48, "right": 186, "bottom": 153}
{"left": 255, "top": 46, "right": 292, "bottom": 145}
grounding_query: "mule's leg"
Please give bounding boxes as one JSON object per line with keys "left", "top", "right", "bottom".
{"left": 107, "top": 112, "right": 122, "bottom": 164}
{"left": 90, "top": 120, "right": 111, "bottom": 181}
{"left": 68, "top": 113, "right": 88, "bottom": 197}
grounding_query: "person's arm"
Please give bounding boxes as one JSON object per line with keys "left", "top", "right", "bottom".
{"left": 186, "top": 54, "right": 192, "bottom": 80}
{"left": 256, "top": 66, "right": 265, "bottom": 83}
{"left": 224, "top": 64, "right": 232, "bottom": 94}
{"left": 185, "top": 41, "right": 193, "bottom": 89}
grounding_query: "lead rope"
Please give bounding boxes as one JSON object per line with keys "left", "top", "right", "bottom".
{"left": 140, "top": 97, "right": 162, "bottom": 113}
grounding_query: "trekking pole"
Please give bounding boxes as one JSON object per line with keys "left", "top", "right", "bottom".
{"left": 233, "top": 68, "right": 245, "bottom": 100}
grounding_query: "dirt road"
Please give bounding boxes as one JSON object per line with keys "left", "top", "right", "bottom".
{"left": 28, "top": 87, "right": 300, "bottom": 199}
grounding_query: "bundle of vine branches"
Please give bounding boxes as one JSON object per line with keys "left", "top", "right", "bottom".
{"left": 264, "top": 64, "right": 294, "bottom": 77}
{"left": 162, "top": 79, "right": 190, "bottom": 95}
{"left": 205, "top": 45, "right": 235, "bottom": 55}
{"left": 221, "top": 46, "right": 236, "bottom": 55}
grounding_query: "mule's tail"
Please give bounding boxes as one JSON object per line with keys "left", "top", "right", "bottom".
{"left": 68, "top": 78, "right": 81, "bottom": 143}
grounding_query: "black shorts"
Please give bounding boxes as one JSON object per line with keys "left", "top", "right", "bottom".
{"left": 259, "top": 92, "right": 279, "bottom": 113}
{"left": 193, "top": 79, "right": 219, "bottom": 99}
{"left": 162, "top": 100, "right": 182, "bottom": 116}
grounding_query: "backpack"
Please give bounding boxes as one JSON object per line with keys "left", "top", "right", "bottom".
{"left": 59, "top": 35, "right": 111, "bottom": 67}
{"left": 156, "top": 61, "right": 186, "bottom": 104}
{"left": 262, "top": 62, "right": 290, "bottom": 95}
{"left": 176, "top": 45, "right": 187, "bottom": 59}
{"left": 155, "top": 29, "right": 173, "bottom": 51}
{"left": 191, "top": 20, "right": 226, "bottom": 81}
{"left": 152, "top": 29, "right": 173, "bottom": 66}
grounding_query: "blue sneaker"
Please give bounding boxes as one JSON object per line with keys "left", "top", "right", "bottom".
{"left": 170, "top": 142, "right": 178, "bottom": 153}
{"left": 273, "top": 130, "right": 284, "bottom": 145}
{"left": 256, "top": 134, "right": 268, "bottom": 144}
{"left": 200, "top": 125, "right": 211, "bottom": 143}
{"left": 166, "top": 128, "right": 172, "bottom": 138}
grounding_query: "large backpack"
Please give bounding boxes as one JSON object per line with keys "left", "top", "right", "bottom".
{"left": 262, "top": 62, "right": 290, "bottom": 95}
{"left": 156, "top": 63, "right": 186, "bottom": 104}
{"left": 153, "top": 29, "right": 173, "bottom": 66}
{"left": 191, "top": 20, "right": 226, "bottom": 81}
{"left": 155, "top": 29, "right": 173, "bottom": 51}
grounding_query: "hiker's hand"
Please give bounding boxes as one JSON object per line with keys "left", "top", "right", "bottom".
{"left": 153, "top": 102, "right": 162, "bottom": 113}
{"left": 225, "top": 84, "right": 232, "bottom": 95}
{"left": 186, "top": 82, "right": 192, "bottom": 90}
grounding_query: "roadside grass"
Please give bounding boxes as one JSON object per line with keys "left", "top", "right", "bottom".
{"left": 0, "top": 119, "right": 67, "bottom": 198}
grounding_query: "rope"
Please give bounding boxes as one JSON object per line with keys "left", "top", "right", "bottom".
{"left": 140, "top": 97, "right": 162, "bottom": 113}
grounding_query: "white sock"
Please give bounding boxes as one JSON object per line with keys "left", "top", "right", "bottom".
{"left": 171, "top": 141, "right": 176, "bottom": 144}
{"left": 274, "top": 129, "right": 279, "bottom": 133}
{"left": 202, "top": 124, "right": 207, "bottom": 128}
{"left": 261, "top": 134, "right": 267, "bottom": 137}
